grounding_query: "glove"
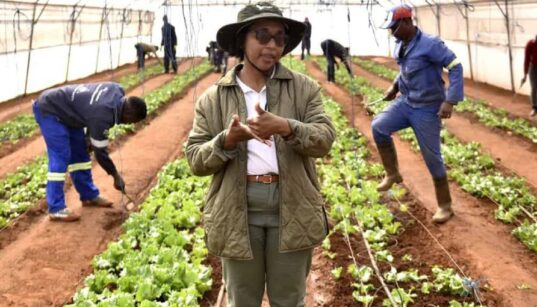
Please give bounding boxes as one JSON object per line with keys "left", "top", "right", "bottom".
{"left": 113, "top": 172, "right": 126, "bottom": 192}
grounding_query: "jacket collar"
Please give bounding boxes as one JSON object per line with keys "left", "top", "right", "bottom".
{"left": 217, "top": 62, "right": 293, "bottom": 87}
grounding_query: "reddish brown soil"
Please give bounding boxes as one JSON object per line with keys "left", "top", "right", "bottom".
{"left": 352, "top": 61, "right": 537, "bottom": 192}
{"left": 0, "top": 59, "right": 160, "bottom": 124}
{"left": 364, "top": 55, "right": 537, "bottom": 125}
{"left": 306, "top": 60, "right": 537, "bottom": 306}
{"left": 0, "top": 70, "right": 220, "bottom": 306}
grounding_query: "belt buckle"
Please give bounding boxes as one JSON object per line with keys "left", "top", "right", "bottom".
{"left": 256, "top": 175, "right": 272, "bottom": 184}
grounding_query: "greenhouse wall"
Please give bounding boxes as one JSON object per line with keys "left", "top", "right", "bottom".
{"left": 0, "top": 1, "right": 154, "bottom": 103}
{"left": 414, "top": 1, "right": 537, "bottom": 96}
{"left": 151, "top": 4, "right": 393, "bottom": 59}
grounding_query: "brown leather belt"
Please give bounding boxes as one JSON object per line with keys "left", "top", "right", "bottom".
{"left": 247, "top": 174, "right": 279, "bottom": 184}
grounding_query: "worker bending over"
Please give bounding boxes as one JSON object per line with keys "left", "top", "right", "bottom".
{"left": 33, "top": 82, "right": 147, "bottom": 222}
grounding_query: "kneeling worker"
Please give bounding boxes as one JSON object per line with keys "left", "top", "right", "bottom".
{"left": 33, "top": 82, "right": 147, "bottom": 222}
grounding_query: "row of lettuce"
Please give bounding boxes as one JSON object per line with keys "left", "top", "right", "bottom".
{"left": 314, "top": 56, "right": 536, "bottom": 253}
{"left": 0, "top": 62, "right": 164, "bottom": 150}
{"left": 67, "top": 159, "right": 212, "bottom": 306}
{"left": 0, "top": 61, "right": 211, "bottom": 229}
{"left": 285, "top": 57, "right": 485, "bottom": 306}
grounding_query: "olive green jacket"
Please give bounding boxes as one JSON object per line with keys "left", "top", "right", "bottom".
{"left": 186, "top": 63, "right": 335, "bottom": 259}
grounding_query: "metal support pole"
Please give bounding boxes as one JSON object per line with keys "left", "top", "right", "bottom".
{"left": 94, "top": 6, "right": 107, "bottom": 74}
{"left": 65, "top": 5, "right": 85, "bottom": 82}
{"left": 465, "top": 6, "right": 474, "bottom": 80}
{"left": 436, "top": 3, "right": 441, "bottom": 36}
{"left": 23, "top": 2, "right": 38, "bottom": 95}
{"left": 65, "top": 6, "right": 76, "bottom": 82}
{"left": 149, "top": 11, "right": 154, "bottom": 43}
{"left": 116, "top": 9, "right": 126, "bottom": 69}
{"left": 504, "top": 0, "right": 515, "bottom": 92}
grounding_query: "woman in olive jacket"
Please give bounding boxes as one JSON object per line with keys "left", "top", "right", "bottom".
{"left": 186, "top": 2, "right": 335, "bottom": 306}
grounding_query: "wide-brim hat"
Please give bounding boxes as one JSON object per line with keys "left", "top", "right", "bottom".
{"left": 217, "top": 2, "right": 306, "bottom": 57}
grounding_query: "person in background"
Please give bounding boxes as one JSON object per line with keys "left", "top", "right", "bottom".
{"left": 33, "top": 83, "right": 147, "bottom": 222}
{"left": 373, "top": 5, "right": 464, "bottom": 223}
{"left": 320, "top": 39, "right": 352, "bottom": 83}
{"left": 161, "top": 15, "right": 178, "bottom": 74}
{"left": 186, "top": 2, "right": 335, "bottom": 306}
{"left": 206, "top": 40, "right": 228, "bottom": 73}
{"left": 522, "top": 34, "right": 537, "bottom": 117}
{"left": 205, "top": 41, "right": 217, "bottom": 62}
{"left": 301, "top": 17, "right": 311, "bottom": 60}
{"left": 134, "top": 43, "right": 159, "bottom": 70}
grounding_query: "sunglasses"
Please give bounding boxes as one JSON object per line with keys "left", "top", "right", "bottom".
{"left": 250, "top": 28, "right": 289, "bottom": 47}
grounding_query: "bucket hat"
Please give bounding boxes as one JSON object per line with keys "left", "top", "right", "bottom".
{"left": 216, "top": 2, "right": 305, "bottom": 56}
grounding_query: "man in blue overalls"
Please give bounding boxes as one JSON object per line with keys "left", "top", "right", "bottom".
{"left": 33, "top": 83, "right": 147, "bottom": 222}
{"left": 372, "top": 5, "right": 463, "bottom": 223}
{"left": 161, "top": 15, "right": 178, "bottom": 74}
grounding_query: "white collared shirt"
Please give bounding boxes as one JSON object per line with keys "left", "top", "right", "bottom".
{"left": 236, "top": 75, "right": 279, "bottom": 175}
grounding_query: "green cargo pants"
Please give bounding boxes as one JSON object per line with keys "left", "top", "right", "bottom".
{"left": 222, "top": 182, "right": 313, "bottom": 307}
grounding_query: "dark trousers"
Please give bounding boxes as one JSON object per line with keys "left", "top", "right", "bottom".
{"left": 301, "top": 37, "right": 310, "bottom": 60}
{"left": 530, "top": 65, "right": 537, "bottom": 111}
{"left": 136, "top": 45, "right": 145, "bottom": 69}
{"left": 326, "top": 56, "right": 335, "bottom": 82}
{"left": 163, "top": 45, "right": 177, "bottom": 73}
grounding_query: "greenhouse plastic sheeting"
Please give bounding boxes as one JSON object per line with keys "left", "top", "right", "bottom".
{"left": 414, "top": 1, "right": 537, "bottom": 95}
{"left": 1, "top": 0, "right": 536, "bottom": 102}
{"left": 0, "top": 1, "right": 154, "bottom": 102}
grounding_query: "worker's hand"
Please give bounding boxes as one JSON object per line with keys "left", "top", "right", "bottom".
{"left": 383, "top": 86, "right": 398, "bottom": 101}
{"left": 438, "top": 102, "right": 454, "bottom": 119}
{"left": 521, "top": 76, "right": 527, "bottom": 87}
{"left": 224, "top": 115, "right": 270, "bottom": 150}
{"left": 113, "top": 172, "right": 126, "bottom": 192}
{"left": 85, "top": 136, "right": 93, "bottom": 153}
{"left": 247, "top": 102, "right": 292, "bottom": 140}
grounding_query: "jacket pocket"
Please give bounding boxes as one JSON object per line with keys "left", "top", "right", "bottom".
{"left": 404, "top": 59, "right": 429, "bottom": 77}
